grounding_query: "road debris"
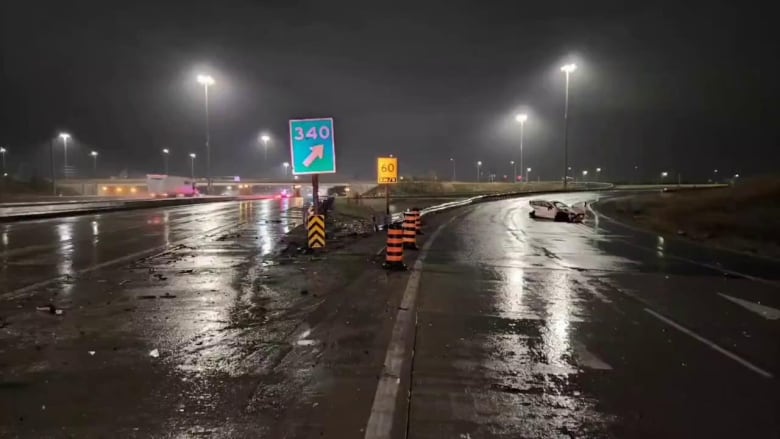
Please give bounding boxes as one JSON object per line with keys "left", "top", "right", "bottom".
{"left": 35, "top": 304, "right": 64, "bottom": 315}
{"left": 149, "top": 349, "right": 160, "bottom": 358}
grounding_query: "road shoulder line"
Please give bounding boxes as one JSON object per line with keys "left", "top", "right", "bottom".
{"left": 364, "top": 213, "right": 461, "bottom": 439}
{"left": 588, "top": 201, "right": 780, "bottom": 287}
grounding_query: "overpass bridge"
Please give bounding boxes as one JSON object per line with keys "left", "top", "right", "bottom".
{"left": 57, "top": 178, "right": 377, "bottom": 197}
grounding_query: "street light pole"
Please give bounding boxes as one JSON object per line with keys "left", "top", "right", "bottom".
{"left": 283, "top": 162, "right": 290, "bottom": 177}
{"left": 0, "top": 147, "right": 6, "bottom": 176}
{"left": 162, "top": 148, "right": 170, "bottom": 174}
{"left": 260, "top": 134, "right": 270, "bottom": 163}
{"left": 476, "top": 161, "right": 482, "bottom": 182}
{"left": 197, "top": 74, "right": 214, "bottom": 194}
{"left": 189, "top": 153, "right": 196, "bottom": 179}
{"left": 560, "top": 64, "right": 577, "bottom": 189}
{"left": 515, "top": 114, "right": 527, "bottom": 181}
{"left": 450, "top": 157, "right": 456, "bottom": 181}
{"left": 59, "top": 132, "right": 71, "bottom": 178}
{"left": 527, "top": 167, "right": 532, "bottom": 182}
{"left": 90, "top": 151, "right": 98, "bottom": 177}
{"left": 510, "top": 160, "right": 516, "bottom": 182}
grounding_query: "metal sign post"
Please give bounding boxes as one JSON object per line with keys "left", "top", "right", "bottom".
{"left": 377, "top": 157, "right": 398, "bottom": 218}
{"left": 312, "top": 174, "right": 320, "bottom": 214}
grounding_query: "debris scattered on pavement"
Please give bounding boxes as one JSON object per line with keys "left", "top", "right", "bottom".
{"left": 149, "top": 348, "right": 160, "bottom": 358}
{"left": 35, "top": 304, "right": 64, "bottom": 315}
{"left": 179, "top": 269, "right": 194, "bottom": 274}
{"left": 300, "top": 289, "right": 309, "bottom": 295}
{"left": 88, "top": 351, "right": 96, "bottom": 356}
{"left": 160, "top": 293, "right": 177, "bottom": 299}
{"left": 152, "top": 273, "right": 168, "bottom": 281}
{"left": 138, "top": 295, "right": 157, "bottom": 300}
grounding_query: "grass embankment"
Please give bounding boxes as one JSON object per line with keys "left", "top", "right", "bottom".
{"left": 362, "top": 181, "right": 562, "bottom": 197}
{"left": 603, "top": 178, "right": 780, "bottom": 258}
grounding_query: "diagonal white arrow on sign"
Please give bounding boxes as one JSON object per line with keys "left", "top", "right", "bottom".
{"left": 718, "top": 293, "right": 780, "bottom": 320}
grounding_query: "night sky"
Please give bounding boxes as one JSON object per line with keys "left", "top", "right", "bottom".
{"left": 1, "top": 1, "right": 773, "bottom": 181}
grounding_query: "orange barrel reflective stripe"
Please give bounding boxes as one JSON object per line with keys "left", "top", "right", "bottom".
{"left": 412, "top": 207, "right": 423, "bottom": 234}
{"left": 383, "top": 225, "right": 407, "bottom": 270}
{"left": 402, "top": 211, "right": 418, "bottom": 250}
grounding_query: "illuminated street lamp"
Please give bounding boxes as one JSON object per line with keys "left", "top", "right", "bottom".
{"left": 515, "top": 113, "right": 528, "bottom": 182}
{"left": 661, "top": 171, "right": 669, "bottom": 182}
{"left": 189, "top": 153, "right": 197, "bottom": 178}
{"left": 0, "top": 146, "right": 6, "bottom": 176}
{"left": 162, "top": 148, "right": 170, "bottom": 174}
{"left": 260, "top": 134, "right": 271, "bottom": 162}
{"left": 526, "top": 167, "right": 532, "bottom": 181}
{"left": 596, "top": 167, "right": 602, "bottom": 182}
{"left": 90, "top": 151, "right": 98, "bottom": 177}
{"left": 476, "top": 160, "right": 482, "bottom": 182}
{"left": 196, "top": 74, "right": 215, "bottom": 193}
{"left": 582, "top": 169, "right": 588, "bottom": 177}
{"left": 560, "top": 63, "right": 577, "bottom": 189}
{"left": 59, "top": 132, "right": 71, "bottom": 178}
{"left": 510, "top": 160, "right": 516, "bottom": 182}
{"left": 283, "top": 161, "right": 290, "bottom": 177}
{"left": 449, "top": 157, "right": 456, "bottom": 181}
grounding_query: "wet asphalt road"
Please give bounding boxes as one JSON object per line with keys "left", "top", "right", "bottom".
{"left": 1, "top": 192, "right": 779, "bottom": 438}
{"left": 0, "top": 199, "right": 303, "bottom": 296}
{"left": 408, "top": 193, "right": 779, "bottom": 438}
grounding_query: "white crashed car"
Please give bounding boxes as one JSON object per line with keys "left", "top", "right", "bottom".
{"left": 529, "top": 200, "right": 586, "bottom": 222}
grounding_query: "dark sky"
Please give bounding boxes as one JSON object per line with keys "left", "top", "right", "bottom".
{"left": 1, "top": 0, "right": 774, "bottom": 181}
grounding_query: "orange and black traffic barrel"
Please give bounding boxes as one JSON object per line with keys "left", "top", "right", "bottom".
{"left": 383, "top": 224, "right": 406, "bottom": 270}
{"left": 402, "top": 211, "right": 418, "bottom": 250}
{"left": 411, "top": 207, "right": 423, "bottom": 235}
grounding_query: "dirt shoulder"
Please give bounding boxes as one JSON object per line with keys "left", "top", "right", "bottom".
{"left": 596, "top": 178, "right": 780, "bottom": 259}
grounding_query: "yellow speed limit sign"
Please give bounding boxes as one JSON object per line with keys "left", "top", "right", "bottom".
{"left": 377, "top": 157, "right": 398, "bottom": 184}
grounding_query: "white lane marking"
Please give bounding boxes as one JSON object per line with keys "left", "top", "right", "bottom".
{"left": 364, "top": 214, "right": 461, "bottom": 439}
{"left": 644, "top": 308, "right": 773, "bottom": 379}
{"left": 2, "top": 220, "right": 246, "bottom": 300}
{"left": 573, "top": 341, "right": 613, "bottom": 370}
{"left": 718, "top": 293, "right": 780, "bottom": 320}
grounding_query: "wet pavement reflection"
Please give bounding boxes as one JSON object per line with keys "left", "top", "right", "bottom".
{"left": 411, "top": 193, "right": 778, "bottom": 438}
{"left": 0, "top": 198, "right": 310, "bottom": 437}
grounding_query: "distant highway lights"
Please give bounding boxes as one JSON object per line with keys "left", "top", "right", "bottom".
{"left": 660, "top": 171, "right": 669, "bottom": 184}
{"left": 476, "top": 161, "right": 482, "bottom": 182}
{"left": 0, "top": 146, "right": 6, "bottom": 176}
{"left": 582, "top": 170, "right": 588, "bottom": 178}
{"left": 526, "top": 167, "right": 532, "bottom": 182}
{"left": 282, "top": 162, "right": 290, "bottom": 177}
{"left": 162, "top": 148, "right": 170, "bottom": 174}
{"left": 515, "top": 113, "right": 528, "bottom": 182}
{"left": 510, "top": 160, "right": 516, "bottom": 182}
{"left": 260, "top": 134, "right": 271, "bottom": 162}
{"left": 596, "top": 167, "right": 602, "bottom": 182}
{"left": 560, "top": 63, "right": 577, "bottom": 189}
{"left": 449, "top": 157, "right": 456, "bottom": 181}
{"left": 189, "top": 153, "right": 197, "bottom": 179}
{"left": 90, "top": 151, "right": 98, "bottom": 177}
{"left": 59, "top": 132, "right": 71, "bottom": 178}
{"left": 196, "top": 74, "right": 215, "bottom": 194}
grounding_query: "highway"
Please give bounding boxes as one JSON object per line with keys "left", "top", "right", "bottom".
{"left": 399, "top": 193, "right": 778, "bottom": 438}
{"left": 1, "top": 192, "right": 778, "bottom": 437}
{"left": 0, "top": 198, "right": 304, "bottom": 297}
